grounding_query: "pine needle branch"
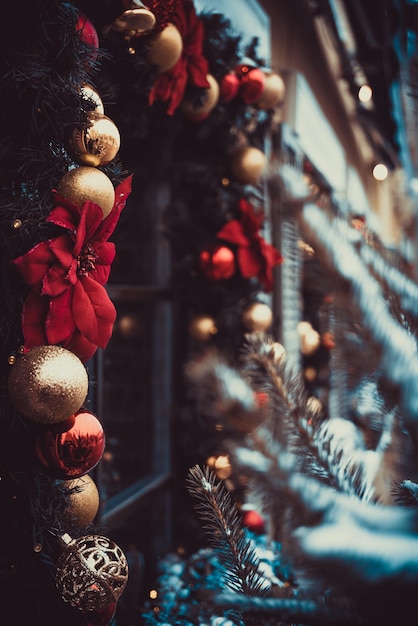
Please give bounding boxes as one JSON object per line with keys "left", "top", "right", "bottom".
{"left": 186, "top": 465, "right": 270, "bottom": 596}
{"left": 210, "top": 593, "right": 365, "bottom": 625}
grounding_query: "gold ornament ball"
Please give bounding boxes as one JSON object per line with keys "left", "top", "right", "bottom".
{"left": 111, "top": 7, "right": 156, "bottom": 36}
{"left": 79, "top": 84, "right": 105, "bottom": 115}
{"left": 69, "top": 112, "right": 121, "bottom": 167}
{"left": 256, "top": 72, "right": 285, "bottom": 110}
{"left": 64, "top": 474, "right": 100, "bottom": 528}
{"left": 242, "top": 302, "right": 273, "bottom": 332}
{"left": 188, "top": 315, "right": 217, "bottom": 341}
{"left": 181, "top": 74, "right": 220, "bottom": 120}
{"left": 56, "top": 167, "right": 115, "bottom": 219}
{"left": 8, "top": 345, "right": 88, "bottom": 424}
{"left": 147, "top": 22, "right": 183, "bottom": 73}
{"left": 230, "top": 146, "right": 268, "bottom": 186}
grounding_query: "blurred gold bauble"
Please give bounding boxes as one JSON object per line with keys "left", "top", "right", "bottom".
{"left": 188, "top": 315, "right": 217, "bottom": 341}
{"left": 147, "top": 22, "right": 183, "bottom": 73}
{"left": 64, "top": 474, "right": 100, "bottom": 528}
{"left": 181, "top": 74, "right": 220, "bottom": 121}
{"left": 242, "top": 302, "right": 273, "bottom": 332}
{"left": 111, "top": 7, "right": 156, "bottom": 36}
{"left": 230, "top": 146, "right": 268, "bottom": 186}
{"left": 56, "top": 167, "right": 115, "bottom": 219}
{"left": 79, "top": 84, "right": 105, "bottom": 115}
{"left": 300, "top": 328, "right": 320, "bottom": 355}
{"left": 214, "top": 455, "right": 232, "bottom": 480}
{"left": 69, "top": 112, "right": 121, "bottom": 167}
{"left": 8, "top": 345, "right": 88, "bottom": 424}
{"left": 256, "top": 72, "right": 285, "bottom": 110}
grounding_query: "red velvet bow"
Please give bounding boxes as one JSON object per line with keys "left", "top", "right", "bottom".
{"left": 216, "top": 198, "right": 283, "bottom": 292}
{"left": 149, "top": 0, "right": 210, "bottom": 115}
{"left": 12, "top": 175, "right": 133, "bottom": 362}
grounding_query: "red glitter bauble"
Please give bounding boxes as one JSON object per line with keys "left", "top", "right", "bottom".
{"left": 199, "top": 246, "right": 236, "bottom": 281}
{"left": 36, "top": 410, "right": 105, "bottom": 479}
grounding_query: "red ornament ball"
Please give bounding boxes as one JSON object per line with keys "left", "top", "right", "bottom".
{"left": 76, "top": 13, "right": 99, "bottom": 59}
{"left": 239, "top": 68, "right": 266, "bottom": 104}
{"left": 220, "top": 72, "right": 240, "bottom": 102}
{"left": 242, "top": 509, "right": 265, "bottom": 534}
{"left": 36, "top": 410, "right": 105, "bottom": 479}
{"left": 199, "top": 246, "right": 236, "bottom": 281}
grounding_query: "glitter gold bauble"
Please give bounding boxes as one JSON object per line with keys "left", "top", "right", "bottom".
{"left": 80, "top": 85, "right": 105, "bottom": 115}
{"left": 8, "top": 345, "right": 88, "bottom": 424}
{"left": 181, "top": 74, "right": 220, "bottom": 121}
{"left": 147, "top": 22, "right": 183, "bottom": 73}
{"left": 242, "top": 302, "right": 273, "bottom": 332}
{"left": 64, "top": 475, "right": 100, "bottom": 528}
{"left": 111, "top": 7, "right": 156, "bottom": 36}
{"left": 56, "top": 167, "right": 115, "bottom": 219}
{"left": 69, "top": 112, "right": 121, "bottom": 167}
{"left": 56, "top": 533, "right": 128, "bottom": 611}
{"left": 188, "top": 315, "right": 217, "bottom": 341}
{"left": 256, "top": 72, "right": 285, "bottom": 110}
{"left": 230, "top": 146, "right": 268, "bottom": 186}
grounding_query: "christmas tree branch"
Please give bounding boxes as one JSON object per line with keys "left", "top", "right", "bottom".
{"left": 300, "top": 203, "right": 418, "bottom": 430}
{"left": 210, "top": 593, "right": 365, "bottom": 625}
{"left": 186, "top": 465, "right": 269, "bottom": 595}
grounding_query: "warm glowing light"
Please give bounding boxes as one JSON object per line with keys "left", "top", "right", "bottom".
{"left": 372, "top": 163, "right": 388, "bottom": 181}
{"left": 150, "top": 589, "right": 158, "bottom": 599}
{"left": 358, "top": 84, "right": 372, "bottom": 103}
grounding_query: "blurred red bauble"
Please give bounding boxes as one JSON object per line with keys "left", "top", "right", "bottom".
{"left": 220, "top": 72, "right": 240, "bottom": 102}
{"left": 36, "top": 410, "right": 105, "bottom": 479}
{"left": 199, "top": 245, "right": 236, "bottom": 280}
{"left": 76, "top": 13, "right": 99, "bottom": 59}
{"left": 239, "top": 68, "right": 265, "bottom": 104}
{"left": 321, "top": 331, "right": 336, "bottom": 350}
{"left": 242, "top": 509, "right": 265, "bottom": 533}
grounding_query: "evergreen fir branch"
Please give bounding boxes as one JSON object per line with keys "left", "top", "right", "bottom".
{"left": 186, "top": 465, "right": 270, "bottom": 596}
{"left": 392, "top": 479, "right": 418, "bottom": 505}
{"left": 300, "top": 203, "right": 418, "bottom": 431}
{"left": 211, "top": 593, "right": 365, "bottom": 625}
{"left": 239, "top": 333, "right": 377, "bottom": 498}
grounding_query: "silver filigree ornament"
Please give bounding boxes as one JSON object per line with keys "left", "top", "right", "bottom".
{"left": 55, "top": 533, "right": 129, "bottom": 611}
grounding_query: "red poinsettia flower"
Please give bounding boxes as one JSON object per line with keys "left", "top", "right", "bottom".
{"left": 149, "top": 0, "right": 210, "bottom": 115}
{"left": 216, "top": 198, "right": 283, "bottom": 292}
{"left": 12, "top": 175, "right": 133, "bottom": 362}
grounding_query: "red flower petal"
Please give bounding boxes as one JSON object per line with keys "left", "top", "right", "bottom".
{"left": 73, "top": 201, "right": 103, "bottom": 255}
{"left": 13, "top": 241, "right": 55, "bottom": 288}
{"left": 46, "top": 289, "right": 76, "bottom": 345}
{"left": 42, "top": 261, "right": 76, "bottom": 297}
{"left": 217, "top": 220, "right": 250, "bottom": 248}
{"left": 72, "top": 278, "right": 116, "bottom": 348}
{"left": 94, "top": 175, "right": 133, "bottom": 245}
{"left": 91, "top": 242, "right": 115, "bottom": 285}
{"left": 237, "top": 248, "right": 263, "bottom": 279}
{"left": 64, "top": 331, "right": 98, "bottom": 363}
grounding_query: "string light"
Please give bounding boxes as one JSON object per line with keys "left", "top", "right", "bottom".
{"left": 358, "top": 84, "right": 372, "bottom": 103}
{"left": 372, "top": 163, "right": 388, "bottom": 181}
